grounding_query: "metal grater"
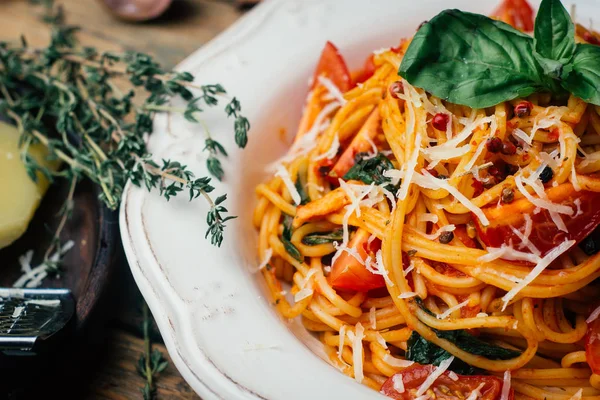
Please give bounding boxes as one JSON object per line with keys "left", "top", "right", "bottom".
{"left": 0, "top": 288, "right": 74, "bottom": 356}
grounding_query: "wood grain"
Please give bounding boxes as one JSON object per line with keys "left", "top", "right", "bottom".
{"left": 0, "top": 1, "right": 244, "bottom": 398}
{"left": 87, "top": 329, "right": 200, "bottom": 400}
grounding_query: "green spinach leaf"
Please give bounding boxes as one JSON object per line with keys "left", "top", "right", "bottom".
{"left": 294, "top": 176, "right": 310, "bottom": 205}
{"left": 302, "top": 229, "right": 344, "bottom": 245}
{"left": 534, "top": 0, "right": 575, "bottom": 78}
{"left": 399, "top": 9, "right": 551, "bottom": 109}
{"left": 282, "top": 215, "right": 303, "bottom": 261}
{"left": 561, "top": 44, "right": 600, "bottom": 106}
{"left": 406, "top": 330, "right": 521, "bottom": 375}
{"left": 343, "top": 153, "right": 396, "bottom": 191}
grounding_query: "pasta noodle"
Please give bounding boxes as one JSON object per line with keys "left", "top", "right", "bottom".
{"left": 252, "top": 2, "right": 600, "bottom": 398}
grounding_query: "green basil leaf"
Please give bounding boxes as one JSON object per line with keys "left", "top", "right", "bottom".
{"left": 282, "top": 238, "right": 303, "bottom": 261}
{"left": 283, "top": 215, "right": 294, "bottom": 241}
{"left": 294, "top": 176, "right": 310, "bottom": 205}
{"left": 282, "top": 215, "right": 303, "bottom": 261}
{"left": 561, "top": 44, "right": 600, "bottom": 106}
{"left": 399, "top": 9, "right": 550, "bottom": 108}
{"left": 302, "top": 229, "right": 344, "bottom": 245}
{"left": 406, "top": 331, "right": 478, "bottom": 375}
{"left": 406, "top": 330, "right": 521, "bottom": 375}
{"left": 534, "top": 0, "right": 575, "bottom": 65}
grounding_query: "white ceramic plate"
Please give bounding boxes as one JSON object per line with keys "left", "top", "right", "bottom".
{"left": 120, "top": 0, "right": 597, "bottom": 398}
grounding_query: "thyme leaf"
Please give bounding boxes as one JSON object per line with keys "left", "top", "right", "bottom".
{"left": 2, "top": 0, "right": 250, "bottom": 247}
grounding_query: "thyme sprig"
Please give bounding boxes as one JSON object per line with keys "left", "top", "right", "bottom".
{"left": 1, "top": 0, "right": 250, "bottom": 247}
{"left": 137, "top": 302, "right": 168, "bottom": 400}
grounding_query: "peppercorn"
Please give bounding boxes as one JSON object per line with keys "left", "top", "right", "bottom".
{"left": 501, "top": 141, "right": 517, "bottom": 155}
{"left": 501, "top": 187, "right": 514, "bottom": 203}
{"left": 432, "top": 113, "right": 450, "bottom": 131}
{"left": 514, "top": 101, "right": 533, "bottom": 118}
{"left": 437, "top": 174, "right": 449, "bottom": 180}
{"left": 486, "top": 137, "right": 502, "bottom": 153}
{"left": 389, "top": 81, "right": 403, "bottom": 99}
{"left": 581, "top": 234, "right": 600, "bottom": 255}
{"left": 539, "top": 166, "right": 554, "bottom": 183}
{"left": 439, "top": 231, "right": 454, "bottom": 244}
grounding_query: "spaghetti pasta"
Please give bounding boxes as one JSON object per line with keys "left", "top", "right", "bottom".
{"left": 252, "top": 0, "right": 600, "bottom": 398}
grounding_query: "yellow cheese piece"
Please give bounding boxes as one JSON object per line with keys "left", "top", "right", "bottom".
{"left": 0, "top": 121, "right": 58, "bottom": 249}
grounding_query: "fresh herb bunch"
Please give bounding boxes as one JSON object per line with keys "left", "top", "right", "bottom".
{"left": 399, "top": 0, "right": 600, "bottom": 108}
{"left": 0, "top": 0, "right": 250, "bottom": 247}
{"left": 138, "top": 303, "right": 169, "bottom": 400}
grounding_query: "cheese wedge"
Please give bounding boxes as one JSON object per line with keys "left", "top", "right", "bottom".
{"left": 0, "top": 121, "right": 58, "bottom": 249}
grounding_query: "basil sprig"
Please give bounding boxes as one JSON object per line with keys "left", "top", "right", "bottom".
{"left": 399, "top": 0, "right": 600, "bottom": 108}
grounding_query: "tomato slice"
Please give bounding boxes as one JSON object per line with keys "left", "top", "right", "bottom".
{"left": 586, "top": 312, "right": 600, "bottom": 374}
{"left": 491, "top": 0, "right": 534, "bottom": 32}
{"left": 312, "top": 41, "right": 352, "bottom": 93}
{"left": 474, "top": 183, "right": 600, "bottom": 258}
{"left": 381, "top": 364, "right": 510, "bottom": 400}
{"left": 354, "top": 54, "right": 376, "bottom": 85}
{"left": 329, "top": 229, "right": 384, "bottom": 292}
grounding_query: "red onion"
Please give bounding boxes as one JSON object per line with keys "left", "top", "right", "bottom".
{"left": 98, "top": 0, "right": 172, "bottom": 21}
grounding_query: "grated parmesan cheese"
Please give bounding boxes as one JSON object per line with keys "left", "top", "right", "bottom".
{"left": 257, "top": 248, "right": 273, "bottom": 271}
{"left": 416, "top": 356, "right": 454, "bottom": 396}
{"left": 392, "top": 374, "right": 405, "bottom": 393}
{"left": 568, "top": 389, "right": 583, "bottom": 400}
{"left": 466, "top": 383, "right": 486, "bottom": 400}
{"left": 275, "top": 165, "right": 301, "bottom": 205}
{"left": 398, "top": 292, "right": 418, "bottom": 299}
{"left": 397, "top": 132, "right": 422, "bottom": 200}
{"left": 14, "top": 240, "right": 74, "bottom": 288}
{"left": 338, "top": 325, "right": 347, "bottom": 362}
{"left": 501, "top": 239, "right": 575, "bottom": 310}
{"left": 515, "top": 175, "right": 573, "bottom": 219}
{"left": 12, "top": 306, "right": 24, "bottom": 319}
{"left": 437, "top": 299, "right": 470, "bottom": 320}
{"left": 510, "top": 215, "right": 540, "bottom": 256}
{"left": 353, "top": 323, "right": 365, "bottom": 383}
{"left": 294, "top": 288, "right": 313, "bottom": 302}
{"left": 587, "top": 304, "right": 600, "bottom": 323}
{"left": 417, "top": 224, "right": 456, "bottom": 241}
{"left": 369, "top": 307, "right": 377, "bottom": 330}
{"left": 417, "top": 213, "right": 439, "bottom": 224}
{"left": 375, "top": 250, "right": 395, "bottom": 287}
{"left": 404, "top": 260, "right": 415, "bottom": 276}
{"left": 478, "top": 243, "right": 541, "bottom": 264}
{"left": 317, "top": 76, "right": 347, "bottom": 105}
{"left": 384, "top": 168, "right": 402, "bottom": 185}
{"left": 374, "top": 331, "right": 388, "bottom": 349}
{"left": 501, "top": 371, "right": 511, "bottom": 400}
{"left": 448, "top": 371, "right": 459, "bottom": 381}
{"left": 512, "top": 127, "right": 532, "bottom": 146}
{"left": 384, "top": 354, "right": 415, "bottom": 368}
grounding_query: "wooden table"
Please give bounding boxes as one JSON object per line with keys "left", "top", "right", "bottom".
{"left": 0, "top": 1, "right": 246, "bottom": 398}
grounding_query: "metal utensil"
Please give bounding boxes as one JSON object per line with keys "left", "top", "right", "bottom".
{"left": 0, "top": 288, "right": 74, "bottom": 356}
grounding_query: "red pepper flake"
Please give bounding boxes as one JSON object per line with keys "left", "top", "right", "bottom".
{"left": 432, "top": 113, "right": 450, "bottom": 131}
{"left": 514, "top": 101, "right": 533, "bottom": 118}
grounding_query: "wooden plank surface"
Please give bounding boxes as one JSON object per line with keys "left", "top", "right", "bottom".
{"left": 0, "top": 1, "right": 246, "bottom": 398}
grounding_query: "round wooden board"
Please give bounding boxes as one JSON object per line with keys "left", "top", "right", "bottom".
{"left": 0, "top": 178, "right": 119, "bottom": 330}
